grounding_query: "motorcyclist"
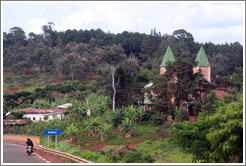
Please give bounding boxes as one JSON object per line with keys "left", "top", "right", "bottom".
{"left": 26, "top": 138, "right": 34, "bottom": 152}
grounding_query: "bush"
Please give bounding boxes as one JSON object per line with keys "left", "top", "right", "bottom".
{"left": 174, "top": 109, "right": 189, "bottom": 122}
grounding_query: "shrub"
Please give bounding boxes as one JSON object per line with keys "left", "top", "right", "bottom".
{"left": 174, "top": 109, "right": 189, "bottom": 122}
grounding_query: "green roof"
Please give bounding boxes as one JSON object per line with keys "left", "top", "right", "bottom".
{"left": 195, "top": 47, "right": 210, "bottom": 67}
{"left": 160, "top": 46, "right": 175, "bottom": 67}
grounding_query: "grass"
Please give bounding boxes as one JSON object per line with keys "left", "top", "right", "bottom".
{"left": 135, "top": 140, "right": 194, "bottom": 163}
{"left": 73, "top": 124, "right": 158, "bottom": 149}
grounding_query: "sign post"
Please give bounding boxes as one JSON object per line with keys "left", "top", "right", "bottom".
{"left": 44, "top": 130, "right": 61, "bottom": 150}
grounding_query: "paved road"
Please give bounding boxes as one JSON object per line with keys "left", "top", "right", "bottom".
{"left": 3, "top": 143, "right": 47, "bottom": 163}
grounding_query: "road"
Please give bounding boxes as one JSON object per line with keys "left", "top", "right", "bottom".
{"left": 3, "top": 143, "right": 47, "bottom": 163}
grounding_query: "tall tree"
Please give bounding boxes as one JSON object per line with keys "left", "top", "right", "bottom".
{"left": 150, "top": 74, "right": 175, "bottom": 125}
{"left": 42, "top": 22, "right": 58, "bottom": 47}
{"left": 102, "top": 44, "right": 126, "bottom": 111}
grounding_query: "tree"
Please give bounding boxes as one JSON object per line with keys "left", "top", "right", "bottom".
{"left": 201, "top": 90, "right": 219, "bottom": 114}
{"left": 99, "top": 122, "right": 112, "bottom": 141}
{"left": 121, "top": 117, "right": 134, "bottom": 138}
{"left": 174, "top": 108, "right": 189, "bottom": 122}
{"left": 171, "top": 93, "right": 243, "bottom": 162}
{"left": 115, "top": 58, "right": 142, "bottom": 107}
{"left": 64, "top": 123, "right": 79, "bottom": 142}
{"left": 102, "top": 44, "right": 127, "bottom": 111}
{"left": 9, "top": 27, "right": 27, "bottom": 46}
{"left": 150, "top": 74, "right": 175, "bottom": 125}
{"left": 54, "top": 52, "right": 87, "bottom": 80}
{"left": 172, "top": 29, "right": 194, "bottom": 43}
{"left": 206, "top": 93, "right": 243, "bottom": 162}
{"left": 42, "top": 22, "right": 58, "bottom": 47}
{"left": 165, "top": 57, "right": 213, "bottom": 111}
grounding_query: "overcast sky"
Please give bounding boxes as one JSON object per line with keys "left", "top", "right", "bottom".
{"left": 2, "top": 1, "right": 245, "bottom": 45}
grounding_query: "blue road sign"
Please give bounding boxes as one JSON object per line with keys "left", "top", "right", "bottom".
{"left": 44, "top": 129, "right": 61, "bottom": 135}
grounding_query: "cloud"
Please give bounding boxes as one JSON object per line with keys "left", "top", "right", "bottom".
{"left": 28, "top": 18, "right": 47, "bottom": 34}
{"left": 3, "top": 1, "right": 243, "bottom": 44}
{"left": 192, "top": 26, "right": 243, "bottom": 44}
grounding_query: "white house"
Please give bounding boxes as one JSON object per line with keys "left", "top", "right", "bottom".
{"left": 10, "top": 107, "right": 66, "bottom": 122}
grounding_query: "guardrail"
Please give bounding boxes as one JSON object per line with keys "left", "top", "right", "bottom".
{"left": 3, "top": 136, "right": 93, "bottom": 163}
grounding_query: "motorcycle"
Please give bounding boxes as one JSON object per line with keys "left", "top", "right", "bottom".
{"left": 26, "top": 146, "right": 33, "bottom": 156}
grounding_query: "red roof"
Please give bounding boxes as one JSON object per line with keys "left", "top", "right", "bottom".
{"left": 11, "top": 108, "right": 65, "bottom": 114}
{"left": 215, "top": 88, "right": 229, "bottom": 99}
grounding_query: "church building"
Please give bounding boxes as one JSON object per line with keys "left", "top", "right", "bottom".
{"left": 144, "top": 45, "right": 229, "bottom": 118}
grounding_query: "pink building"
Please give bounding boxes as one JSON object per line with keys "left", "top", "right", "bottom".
{"left": 144, "top": 46, "right": 228, "bottom": 116}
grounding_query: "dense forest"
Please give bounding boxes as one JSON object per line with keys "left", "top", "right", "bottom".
{"left": 3, "top": 22, "right": 243, "bottom": 108}
{"left": 3, "top": 22, "right": 243, "bottom": 163}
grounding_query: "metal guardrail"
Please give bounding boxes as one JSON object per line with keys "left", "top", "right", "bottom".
{"left": 3, "top": 138, "right": 93, "bottom": 163}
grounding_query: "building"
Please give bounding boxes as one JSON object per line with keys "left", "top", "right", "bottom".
{"left": 10, "top": 107, "right": 65, "bottom": 122}
{"left": 144, "top": 46, "right": 228, "bottom": 114}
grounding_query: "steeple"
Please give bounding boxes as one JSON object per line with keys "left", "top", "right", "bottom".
{"left": 195, "top": 46, "right": 210, "bottom": 67}
{"left": 193, "top": 46, "right": 211, "bottom": 82}
{"left": 160, "top": 46, "right": 175, "bottom": 74}
{"left": 160, "top": 46, "right": 175, "bottom": 67}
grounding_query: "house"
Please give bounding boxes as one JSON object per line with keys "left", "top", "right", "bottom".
{"left": 10, "top": 107, "right": 65, "bottom": 122}
{"left": 7, "top": 103, "right": 73, "bottom": 122}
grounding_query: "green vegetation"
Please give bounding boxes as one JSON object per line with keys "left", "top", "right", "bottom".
{"left": 3, "top": 25, "right": 243, "bottom": 163}
{"left": 170, "top": 93, "right": 243, "bottom": 162}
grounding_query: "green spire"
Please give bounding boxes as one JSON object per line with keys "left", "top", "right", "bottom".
{"left": 160, "top": 46, "right": 175, "bottom": 67}
{"left": 195, "top": 47, "right": 210, "bottom": 67}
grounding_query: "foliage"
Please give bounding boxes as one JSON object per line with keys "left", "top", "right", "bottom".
{"left": 136, "top": 139, "right": 193, "bottom": 163}
{"left": 121, "top": 117, "right": 134, "bottom": 138}
{"left": 63, "top": 123, "right": 79, "bottom": 141}
{"left": 84, "top": 93, "right": 110, "bottom": 116}
{"left": 174, "top": 109, "right": 189, "bottom": 122}
{"left": 171, "top": 93, "right": 243, "bottom": 162}
{"left": 150, "top": 74, "right": 175, "bottom": 125}
{"left": 201, "top": 90, "right": 219, "bottom": 114}
{"left": 109, "top": 109, "right": 125, "bottom": 128}
{"left": 206, "top": 93, "right": 243, "bottom": 162}
{"left": 10, "top": 111, "right": 25, "bottom": 119}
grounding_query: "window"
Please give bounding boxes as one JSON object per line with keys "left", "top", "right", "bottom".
{"left": 33, "top": 117, "right": 35, "bottom": 121}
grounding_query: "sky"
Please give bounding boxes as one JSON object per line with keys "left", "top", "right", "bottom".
{"left": 1, "top": 1, "right": 245, "bottom": 45}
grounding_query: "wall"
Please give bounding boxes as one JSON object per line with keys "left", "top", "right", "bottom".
{"left": 23, "top": 113, "right": 64, "bottom": 122}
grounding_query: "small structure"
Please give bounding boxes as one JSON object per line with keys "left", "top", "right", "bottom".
{"left": 143, "top": 82, "right": 156, "bottom": 110}
{"left": 56, "top": 103, "right": 73, "bottom": 109}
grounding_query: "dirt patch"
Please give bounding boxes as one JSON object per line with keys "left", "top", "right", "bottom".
{"left": 81, "top": 139, "right": 155, "bottom": 151}
{"left": 35, "top": 149, "right": 68, "bottom": 163}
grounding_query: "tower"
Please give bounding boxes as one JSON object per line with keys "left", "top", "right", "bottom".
{"left": 160, "top": 46, "right": 175, "bottom": 74}
{"left": 193, "top": 46, "right": 211, "bottom": 82}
